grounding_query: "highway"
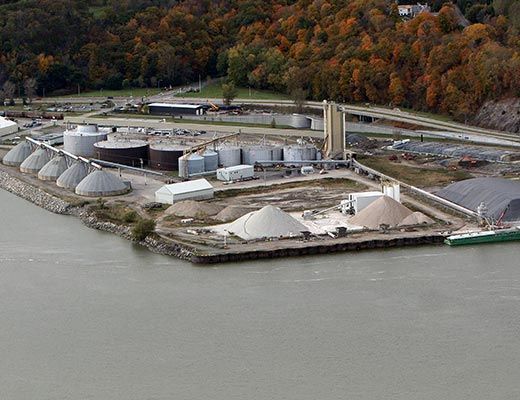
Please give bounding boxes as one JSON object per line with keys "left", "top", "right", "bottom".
{"left": 35, "top": 88, "right": 520, "bottom": 148}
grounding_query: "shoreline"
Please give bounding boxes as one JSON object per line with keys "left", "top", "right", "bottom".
{"left": 0, "top": 168, "right": 195, "bottom": 262}
{"left": 0, "top": 166, "right": 447, "bottom": 264}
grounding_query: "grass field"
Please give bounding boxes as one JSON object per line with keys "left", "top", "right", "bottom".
{"left": 358, "top": 156, "right": 472, "bottom": 187}
{"left": 177, "top": 82, "right": 290, "bottom": 101}
{"left": 53, "top": 87, "right": 163, "bottom": 99}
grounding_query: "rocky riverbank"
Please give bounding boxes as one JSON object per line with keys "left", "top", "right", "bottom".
{"left": 0, "top": 170, "right": 72, "bottom": 214}
{"left": 0, "top": 168, "right": 194, "bottom": 262}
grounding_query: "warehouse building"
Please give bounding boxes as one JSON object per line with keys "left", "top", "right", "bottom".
{"left": 148, "top": 103, "right": 206, "bottom": 116}
{"left": 0, "top": 116, "right": 18, "bottom": 136}
{"left": 155, "top": 178, "right": 214, "bottom": 204}
{"left": 437, "top": 177, "right": 520, "bottom": 222}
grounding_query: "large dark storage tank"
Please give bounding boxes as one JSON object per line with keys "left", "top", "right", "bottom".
{"left": 149, "top": 143, "right": 189, "bottom": 171}
{"left": 93, "top": 140, "right": 149, "bottom": 167}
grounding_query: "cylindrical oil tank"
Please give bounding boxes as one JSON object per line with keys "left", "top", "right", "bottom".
{"left": 149, "top": 143, "right": 188, "bottom": 171}
{"left": 202, "top": 150, "right": 218, "bottom": 172}
{"left": 93, "top": 140, "right": 149, "bottom": 167}
{"left": 283, "top": 145, "right": 317, "bottom": 165}
{"left": 242, "top": 146, "right": 274, "bottom": 165}
{"left": 178, "top": 153, "right": 205, "bottom": 178}
{"left": 217, "top": 146, "right": 241, "bottom": 168}
{"left": 63, "top": 124, "right": 107, "bottom": 157}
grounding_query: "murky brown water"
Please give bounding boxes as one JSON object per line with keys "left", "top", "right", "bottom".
{"left": 1, "top": 188, "right": 520, "bottom": 399}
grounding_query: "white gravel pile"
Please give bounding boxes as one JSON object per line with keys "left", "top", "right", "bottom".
{"left": 227, "top": 205, "right": 307, "bottom": 240}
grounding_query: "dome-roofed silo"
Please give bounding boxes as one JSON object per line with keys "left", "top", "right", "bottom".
{"left": 178, "top": 153, "right": 205, "bottom": 178}
{"left": 75, "top": 169, "right": 129, "bottom": 197}
{"left": 57, "top": 160, "right": 89, "bottom": 190}
{"left": 38, "top": 154, "right": 69, "bottom": 181}
{"left": 202, "top": 149, "right": 218, "bottom": 172}
{"left": 20, "top": 147, "right": 52, "bottom": 174}
{"left": 2, "top": 141, "right": 33, "bottom": 166}
{"left": 64, "top": 124, "right": 108, "bottom": 157}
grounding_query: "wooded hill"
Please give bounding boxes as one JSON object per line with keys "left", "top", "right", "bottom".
{"left": 1, "top": 0, "right": 519, "bottom": 120}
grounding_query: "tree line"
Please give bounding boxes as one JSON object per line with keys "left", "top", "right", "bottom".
{"left": 0, "top": 0, "right": 519, "bottom": 120}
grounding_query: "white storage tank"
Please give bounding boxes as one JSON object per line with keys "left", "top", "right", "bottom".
{"left": 178, "top": 153, "right": 205, "bottom": 178}
{"left": 217, "top": 165, "right": 254, "bottom": 182}
{"left": 289, "top": 114, "right": 312, "bottom": 129}
{"left": 217, "top": 145, "right": 241, "bottom": 168}
{"left": 272, "top": 147, "right": 283, "bottom": 162}
{"left": 243, "top": 145, "right": 285, "bottom": 166}
{"left": 283, "top": 145, "right": 317, "bottom": 165}
{"left": 64, "top": 124, "right": 107, "bottom": 157}
{"left": 202, "top": 150, "right": 218, "bottom": 172}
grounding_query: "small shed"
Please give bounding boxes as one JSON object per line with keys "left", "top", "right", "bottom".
{"left": 216, "top": 165, "right": 254, "bottom": 182}
{"left": 155, "top": 178, "right": 214, "bottom": 204}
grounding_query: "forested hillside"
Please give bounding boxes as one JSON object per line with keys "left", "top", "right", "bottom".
{"left": 1, "top": 0, "right": 519, "bottom": 120}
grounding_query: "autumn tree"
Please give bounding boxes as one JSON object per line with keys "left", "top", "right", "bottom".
{"left": 222, "top": 81, "right": 238, "bottom": 105}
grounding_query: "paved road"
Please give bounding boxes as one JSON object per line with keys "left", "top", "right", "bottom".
{"left": 64, "top": 115, "right": 321, "bottom": 139}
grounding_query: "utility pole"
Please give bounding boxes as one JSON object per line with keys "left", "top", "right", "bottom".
{"left": 199, "top": 74, "right": 202, "bottom": 93}
{"left": 77, "top": 84, "right": 80, "bottom": 96}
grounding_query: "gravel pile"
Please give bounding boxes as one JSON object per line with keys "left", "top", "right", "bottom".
{"left": 166, "top": 200, "right": 223, "bottom": 218}
{"left": 349, "top": 196, "right": 413, "bottom": 229}
{"left": 213, "top": 205, "right": 253, "bottom": 222}
{"left": 398, "top": 212, "right": 434, "bottom": 227}
{"left": 227, "top": 205, "right": 307, "bottom": 240}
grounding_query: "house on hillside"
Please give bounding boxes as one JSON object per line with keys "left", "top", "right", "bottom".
{"left": 397, "top": 3, "right": 430, "bottom": 18}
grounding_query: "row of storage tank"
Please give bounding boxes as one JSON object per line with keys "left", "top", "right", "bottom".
{"left": 62, "top": 124, "right": 320, "bottom": 177}
{"left": 3, "top": 141, "right": 129, "bottom": 197}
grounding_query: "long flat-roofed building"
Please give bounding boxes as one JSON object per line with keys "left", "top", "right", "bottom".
{"left": 148, "top": 103, "right": 206, "bottom": 116}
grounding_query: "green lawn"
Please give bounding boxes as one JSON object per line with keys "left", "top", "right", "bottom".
{"left": 177, "top": 82, "right": 290, "bottom": 101}
{"left": 54, "top": 87, "right": 163, "bottom": 99}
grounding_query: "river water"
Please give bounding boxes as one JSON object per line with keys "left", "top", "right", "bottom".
{"left": 1, "top": 188, "right": 520, "bottom": 399}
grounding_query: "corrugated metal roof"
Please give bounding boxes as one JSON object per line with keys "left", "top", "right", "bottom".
{"left": 159, "top": 179, "right": 213, "bottom": 195}
{"left": 218, "top": 165, "right": 253, "bottom": 172}
{"left": 148, "top": 103, "right": 204, "bottom": 109}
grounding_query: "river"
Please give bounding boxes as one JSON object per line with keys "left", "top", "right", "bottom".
{"left": 1, "top": 188, "right": 519, "bottom": 399}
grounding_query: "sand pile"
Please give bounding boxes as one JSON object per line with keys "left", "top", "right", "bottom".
{"left": 398, "top": 212, "right": 434, "bottom": 227}
{"left": 166, "top": 200, "right": 223, "bottom": 218}
{"left": 227, "top": 205, "right": 307, "bottom": 240}
{"left": 349, "top": 196, "right": 413, "bottom": 229}
{"left": 213, "top": 205, "right": 254, "bottom": 222}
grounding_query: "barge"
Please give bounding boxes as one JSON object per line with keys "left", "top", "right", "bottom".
{"left": 445, "top": 227, "right": 520, "bottom": 246}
